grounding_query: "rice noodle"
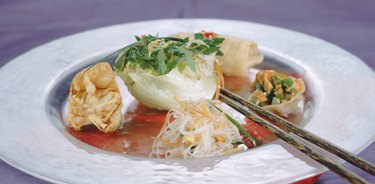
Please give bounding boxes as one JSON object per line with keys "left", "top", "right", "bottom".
{"left": 213, "top": 59, "right": 224, "bottom": 100}
{"left": 151, "top": 99, "right": 245, "bottom": 158}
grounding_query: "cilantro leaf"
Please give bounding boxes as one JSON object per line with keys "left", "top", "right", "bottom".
{"left": 156, "top": 49, "right": 167, "bottom": 74}
{"left": 202, "top": 46, "right": 221, "bottom": 55}
{"left": 194, "top": 33, "right": 204, "bottom": 39}
{"left": 175, "top": 46, "right": 196, "bottom": 72}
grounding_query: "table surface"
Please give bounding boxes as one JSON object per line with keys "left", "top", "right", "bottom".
{"left": 0, "top": 0, "right": 374, "bottom": 183}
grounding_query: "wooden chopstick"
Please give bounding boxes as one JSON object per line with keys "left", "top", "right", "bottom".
{"left": 221, "top": 88, "right": 375, "bottom": 176}
{"left": 219, "top": 91, "right": 370, "bottom": 184}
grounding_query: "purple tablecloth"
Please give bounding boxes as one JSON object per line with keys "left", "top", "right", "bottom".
{"left": 0, "top": 0, "right": 374, "bottom": 183}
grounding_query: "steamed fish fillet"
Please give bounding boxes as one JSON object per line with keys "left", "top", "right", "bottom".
{"left": 67, "top": 62, "right": 122, "bottom": 133}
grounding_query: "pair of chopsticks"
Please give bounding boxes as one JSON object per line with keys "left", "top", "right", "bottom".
{"left": 220, "top": 88, "right": 374, "bottom": 184}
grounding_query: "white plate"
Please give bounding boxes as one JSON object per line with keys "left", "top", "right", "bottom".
{"left": 0, "top": 19, "right": 374, "bottom": 184}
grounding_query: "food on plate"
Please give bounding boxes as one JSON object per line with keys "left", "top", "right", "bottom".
{"left": 173, "top": 32, "right": 263, "bottom": 77}
{"left": 151, "top": 99, "right": 250, "bottom": 158}
{"left": 248, "top": 70, "right": 305, "bottom": 115}
{"left": 114, "top": 34, "right": 224, "bottom": 110}
{"left": 66, "top": 62, "right": 122, "bottom": 133}
{"left": 216, "top": 33, "right": 263, "bottom": 77}
{"left": 65, "top": 32, "right": 308, "bottom": 159}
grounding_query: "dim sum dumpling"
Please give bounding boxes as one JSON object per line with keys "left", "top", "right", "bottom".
{"left": 218, "top": 35, "right": 263, "bottom": 77}
{"left": 67, "top": 62, "right": 122, "bottom": 133}
{"left": 173, "top": 32, "right": 263, "bottom": 77}
{"left": 248, "top": 70, "right": 305, "bottom": 116}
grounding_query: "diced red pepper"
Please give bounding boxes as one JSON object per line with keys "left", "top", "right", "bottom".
{"left": 203, "top": 32, "right": 216, "bottom": 38}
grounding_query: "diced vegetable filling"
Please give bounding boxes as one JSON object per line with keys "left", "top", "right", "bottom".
{"left": 249, "top": 70, "right": 303, "bottom": 107}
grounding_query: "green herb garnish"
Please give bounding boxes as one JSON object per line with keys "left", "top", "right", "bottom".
{"left": 113, "top": 34, "right": 224, "bottom": 75}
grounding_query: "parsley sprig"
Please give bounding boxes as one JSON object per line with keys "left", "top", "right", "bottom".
{"left": 113, "top": 34, "right": 224, "bottom": 75}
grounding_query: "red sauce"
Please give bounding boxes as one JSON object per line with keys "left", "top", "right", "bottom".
{"left": 69, "top": 103, "right": 167, "bottom": 157}
{"left": 242, "top": 118, "right": 278, "bottom": 147}
{"left": 67, "top": 74, "right": 303, "bottom": 157}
